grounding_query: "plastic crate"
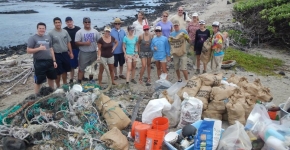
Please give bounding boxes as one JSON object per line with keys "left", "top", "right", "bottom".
{"left": 165, "top": 120, "right": 224, "bottom": 150}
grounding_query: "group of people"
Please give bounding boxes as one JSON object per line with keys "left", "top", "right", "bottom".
{"left": 27, "top": 6, "right": 227, "bottom": 94}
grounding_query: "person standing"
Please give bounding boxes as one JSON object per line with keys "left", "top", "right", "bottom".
{"left": 169, "top": 20, "right": 190, "bottom": 82}
{"left": 194, "top": 20, "right": 210, "bottom": 74}
{"left": 156, "top": 11, "right": 173, "bottom": 38}
{"left": 75, "top": 17, "right": 101, "bottom": 84}
{"left": 211, "top": 21, "right": 224, "bottom": 73}
{"left": 97, "top": 26, "right": 118, "bottom": 86}
{"left": 137, "top": 25, "right": 153, "bottom": 84}
{"left": 123, "top": 25, "right": 139, "bottom": 84}
{"left": 187, "top": 13, "right": 200, "bottom": 45}
{"left": 110, "top": 18, "right": 126, "bottom": 80}
{"left": 169, "top": 6, "right": 190, "bottom": 30}
{"left": 27, "top": 22, "right": 57, "bottom": 94}
{"left": 49, "top": 17, "right": 73, "bottom": 88}
{"left": 132, "top": 11, "right": 149, "bottom": 37}
{"left": 63, "top": 16, "right": 81, "bottom": 83}
{"left": 151, "top": 26, "right": 171, "bottom": 79}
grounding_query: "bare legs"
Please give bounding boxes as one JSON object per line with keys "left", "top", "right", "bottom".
{"left": 34, "top": 78, "right": 55, "bottom": 94}
{"left": 98, "top": 64, "right": 116, "bottom": 86}
{"left": 55, "top": 72, "right": 67, "bottom": 88}
{"left": 155, "top": 61, "right": 168, "bottom": 79}
{"left": 126, "top": 61, "right": 137, "bottom": 82}
{"left": 139, "top": 57, "right": 152, "bottom": 83}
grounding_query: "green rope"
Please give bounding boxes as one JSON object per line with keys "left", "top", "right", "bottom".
{"left": 0, "top": 105, "right": 21, "bottom": 125}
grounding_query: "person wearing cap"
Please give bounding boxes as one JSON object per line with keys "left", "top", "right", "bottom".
{"left": 132, "top": 11, "right": 149, "bottom": 37}
{"left": 123, "top": 25, "right": 139, "bottom": 84}
{"left": 211, "top": 21, "right": 224, "bottom": 73}
{"left": 75, "top": 17, "right": 101, "bottom": 84}
{"left": 27, "top": 22, "right": 57, "bottom": 94}
{"left": 194, "top": 20, "right": 210, "bottom": 74}
{"left": 137, "top": 24, "right": 154, "bottom": 84}
{"left": 169, "top": 20, "right": 190, "bottom": 82}
{"left": 156, "top": 11, "right": 173, "bottom": 38}
{"left": 151, "top": 26, "right": 171, "bottom": 79}
{"left": 169, "top": 6, "right": 190, "bottom": 30}
{"left": 110, "top": 18, "right": 127, "bottom": 80}
{"left": 63, "top": 16, "right": 81, "bottom": 83}
{"left": 97, "top": 26, "right": 118, "bottom": 86}
{"left": 49, "top": 17, "right": 73, "bottom": 88}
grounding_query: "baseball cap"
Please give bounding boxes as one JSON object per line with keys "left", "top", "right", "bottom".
{"left": 199, "top": 20, "right": 206, "bottom": 25}
{"left": 155, "top": 26, "right": 162, "bottom": 30}
{"left": 83, "top": 17, "right": 91, "bottom": 22}
{"left": 212, "top": 21, "right": 220, "bottom": 27}
{"left": 143, "top": 25, "right": 150, "bottom": 30}
{"left": 65, "top": 17, "right": 73, "bottom": 22}
{"left": 128, "top": 25, "right": 135, "bottom": 31}
{"left": 104, "top": 26, "right": 111, "bottom": 32}
{"left": 173, "top": 20, "right": 180, "bottom": 25}
{"left": 192, "top": 13, "right": 198, "bottom": 17}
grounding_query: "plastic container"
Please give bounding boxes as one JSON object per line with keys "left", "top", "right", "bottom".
{"left": 72, "top": 84, "right": 83, "bottom": 92}
{"left": 268, "top": 111, "right": 277, "bottom": 120}
{"left": 145, "top": 129, "right": 165, "bottom": 150}
{"left": 134, "top": 124, "right": 151, "bottom": 149}
{"left": 279, "top": 103, "right": 289, "bottom": 119}
{"left": 131, "top": 121, "right": 143, "bottom": 138}
{"left": 152, "top": 117, "right": 169, "bottom": 133}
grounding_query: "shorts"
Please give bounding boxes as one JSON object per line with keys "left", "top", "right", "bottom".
{"left": 79, "top": 51, "right": 97, "bottom": 71}
{"left": 114, "top": 53, "right": 125, "bottom": 67}
{"left": 173, "top": 54, "right": 187, "bottom": 70}
{"left": 155, "top": 57, "right": 167, "bottom": 63}
{"left": 195, "top": 48, "right": 202, "bottom": 55}
{"left": 125, "top": 54, "right": 138, "bottom": 63}
{"left": 34, "top": 59, "right": 57, "bottom": 84}
{"left": 139, "top": 51, "right": 153, "bottom": 58}
{"left": 70, "top": 49, "right": 79, "bottom": 69}
{"left": 54, "top": 52, "right": 71, "bottom": 75}
{"left": 101, "top": 56, "right": 114, "bottom": 64}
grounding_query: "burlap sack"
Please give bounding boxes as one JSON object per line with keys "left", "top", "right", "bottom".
{"left": 227, "top": 74, "right": 241, "bottom": 84}
{"left": 169, "top": 33, "right": 187, "bottom": 57}
{"left": 199, "top": 73, "right": 223, "bottom": 87}
{"left": 207, "top": 100, "right": 227, "bottom": 114}
{"left": 226, "top": 100, "right": 246, "bottom": 125}
{"left": 237, "top": 77, "right": 248, "bottom": 88}
{"left": 243, "top": 94, "right": 256, "bottom": 120}
{"left": 178, "top": 76, "right": 202, "bottom": 100}
{"left": 231, "top": 88, "right": 246, "bottom": 103}
{"left": 200, "top": 38, "right": 213, "bottom": 65}
{"left": 202, "top": 110, "right": 222, "bottom": 120}
{"left": 195, "top": 86, "right": 212, "bottom": 110}
{"left": 222, "top": 113, "right": 228, "bottom": 121}
{"left": 95, "top": 94, "right": 131, "bottom": 130}
{"left": 210, "top": 85, "right": 236, "bottom": 101}
{"left": 243, "top": 82, "right": 260, "bottom": 96}
{"left": 257, "top": 87, "right": 273, "bottom": 102}
{"left": 100, "top": 127, "right": 129, "bottom": 150}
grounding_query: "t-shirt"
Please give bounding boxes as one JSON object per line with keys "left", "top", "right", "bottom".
{"left": 63, "top": 26, "right": 81, "bottom": 49}
{"left": 156, "top": 21, "right": 173, "bottom": 38}
{"left": 110, "top": 28, "right": 126, "bottom": 54}
{"left": 212, "top": 32, "right": 224, "bottom": 56}
{"left": 27, "top": 34, "right": 52, "bottom": 60}
{"left": 194, "top": 29, "right": 211, "bottom": 51}
{"left": 170, "top": 29, "right": 188, "bottom": 37}
{"left": 187, "top": 22, "right": 200, "bottom": 44}
{"left": 123, "top": 36, "right": 138, "bottom": 55}
{"left": 169, "top": 14, "right": 188, "bottom": 30}
{"left": 49, "top": 29, "right": 71, "bottom": 53}
{"left": 132, "top": 19, "right": 148, "bottom": 37}
{"left": 97, "top": 36, "right": 115, "bottom": 58}
{"left": 75, "top": 28, "right": 101, "bottom": 52}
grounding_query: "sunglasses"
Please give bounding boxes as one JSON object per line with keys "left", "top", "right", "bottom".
{"left": 178, "top": 10, "right": 183, "bottom": 11}
{"left": 84, "top": 22, "right": 91, "bottom": 24}
{"left": 143, "top": 29, "right": 149, "bottom": 31}
{"left": 155, "top": 30, "right": 161, "bottom": 32}
{"left": 114, "top": 23, "right": 121, "bottom": 25}
{"left": 163, "top": 15, "right": 168, "bottom": 17}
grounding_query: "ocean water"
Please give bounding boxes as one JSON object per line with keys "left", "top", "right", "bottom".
{"left": 0, "top": 1, "right": 161, "bottom": 47}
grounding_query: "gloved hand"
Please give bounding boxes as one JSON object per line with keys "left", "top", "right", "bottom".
{"left": 183, "top": 33, "right": 190, "bottom": 40}
{"left": 168, "top": 37, "right": 173, "bottom": 42}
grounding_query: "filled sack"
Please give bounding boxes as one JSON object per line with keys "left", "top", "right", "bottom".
{"left": 210, "top": 84, "right": 236, "bottom": 101}
{"left": 237, "top": 77, "right": 248, "bottom": 88}
{"left": 199, "top": 73, "right": 223, "bottom": 87}
{"left": 227, "top": 74, "right": 242, "bottom": 85}
{"left": 202, "top": 110, "right": 223, "bottom": 120}
{"left": 100, "top": 127, "right": 129, "bottom": 150}
{"left": 200, "top": 38, "right": 213, "bottom": 65}
{"left": 169, "top": 32, "right": 187, "bottom": 57}
{"left": 256, "top": 87, "right": 273, "bottom": 102}
{"left": 177, "top": 93, "right": 203, "bottom": 129}
{"left": 95, "top": 94, "right": 131, "bottom": 130}
{"left": 217, "top": 121, "right": 252, "bottom": 150}
{"left": 207, "top": 100, "right": 227, "bottom": 114}
{"left": 195, "top": 86, "right": 212, "bottom": 110}
{"left": 178, "top": 76, "right": 202, "bottom": 99}
{"left": 163, "top": 94, "right": 182, "bottom": 127}
{"left": 142, "top": 98, "right": 171, "bottom": 124}
{"left": 226, "top": 98, "right": 246, "bottom": 125}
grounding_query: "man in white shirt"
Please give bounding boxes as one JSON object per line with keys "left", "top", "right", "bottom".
{"left": 169, "top": 6, "right": 190, "bottom": 30}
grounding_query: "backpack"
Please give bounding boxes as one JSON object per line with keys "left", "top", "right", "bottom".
{"left": 212, "top": 32, "right": 227, "bottom": 50}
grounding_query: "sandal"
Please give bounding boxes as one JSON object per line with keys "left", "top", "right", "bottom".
{"left": 139, "top": 78, "right": 143, "bottom": 84}
{"left": 147, "top": 78, "right": 151, "bottom": 83}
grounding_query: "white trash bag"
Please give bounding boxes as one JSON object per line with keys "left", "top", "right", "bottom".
{"left": 142, "top": 98, "right": 171, "bottom": 124}
{"left": 154, "top": 73, "right": 172, "bottom": 91}
{"left": 218, "top": 121, "right": 252, "bottom": 150}
{"left": 177, "top": 92, "right": 203, "bottom": 129}
{"left": 159, "top": 81, "right": 186, "bottom": 98}
{"left": 163, "top": 94, "right": 182, "bottom": 128}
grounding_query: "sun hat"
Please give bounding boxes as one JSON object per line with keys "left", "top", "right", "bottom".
{"left": 199, "top": 20, "right": 206, "bottom": 25}
{"left": 173, "top": 20, "right": 180, "bottom": 25}
{"left": 155, "top": 26, "right": 162, "bottom": 30}
{"left": 212, "top": 21, "right": 220, "bottom": 27}
{"left": 143, "top": 25, "right": 150, "bottom": 30}
{"left": 192, "top": 13, "right": 198, "bottom": 17}
{"left": 65, "top": 17, "right": 73, "bottom": 22}
{"left": 104, "top": 26, "right": 111, "bottom": 32}
{"left": 112, "top": 18, "right": 123, "bottom": 24}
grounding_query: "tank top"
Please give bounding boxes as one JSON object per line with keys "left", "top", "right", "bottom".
{"left": 140, "top": 34, "right": 152, "bottom": 52}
